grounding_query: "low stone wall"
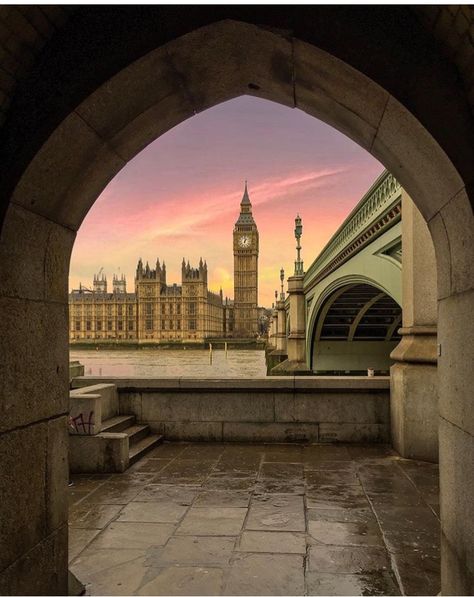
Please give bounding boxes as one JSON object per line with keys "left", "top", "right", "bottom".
{"left": 71, "top": 377, "right": 390, "bottom": 443}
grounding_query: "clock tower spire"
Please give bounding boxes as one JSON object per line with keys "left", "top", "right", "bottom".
{"left": 233, "top": 181, "right": 259, "bottom": 337}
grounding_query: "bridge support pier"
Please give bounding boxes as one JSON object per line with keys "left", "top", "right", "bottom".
{"left": 271, "top": 274, "right": 311, "bottom": 375}
{"left": 267, "top": 301, "right": 288, "bottom": 373}
{"left": 390, "top": 192, "right": 438, "bottom": 462}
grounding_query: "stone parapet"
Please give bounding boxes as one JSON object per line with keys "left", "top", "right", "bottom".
{"left": 72, "top": 376, "right": 390, "bottom": 444}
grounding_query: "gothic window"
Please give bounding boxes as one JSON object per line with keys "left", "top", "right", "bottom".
{"left": 107, "top": 320, "right": 113, "bottom": 331}
{"left": 128, "top": 304, "right": 134, "bottom": 316}
{"left": 118, "top": 305, "right": 123, "bottom": 316}
{"left": 86, "top": 320, "right": 91, "bottom": 331}
{"left": 146, "top": 319, "right": 153, "bottom": 331}
{"left": 128, "top": 320, "right": 134, "bottom": 331}
{"left": 97, "top": 321, "right": 102, "bottom": 331}
{"left": 118, "top": 320, "right": 123, "bottom": 331}
{"left": 145, "top": 303, "right": 152, "bottom": 315}
{"left": 169, "top": 320, "right": 173, "bottom": 330}
{"left": 177, "top": 320, "right": 181, "bottom": 331}
{"left": 189, "top": 302, "right": 196, "bottom": 315}
{"left": 161, "top": 303, "right": 165, "bottom": 315}
{"left": 161, "top": 320, "right": 165, "bottom": 330}
{"left": 189, "top": 320, "right": 196, "bottom": 330}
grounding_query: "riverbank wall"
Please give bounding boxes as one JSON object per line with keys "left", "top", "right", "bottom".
{"left": 71, "top": 376, "right": 390, "bottom": 443}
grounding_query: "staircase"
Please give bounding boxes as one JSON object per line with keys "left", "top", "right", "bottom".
{"left": 100, "top": 415, "right": 163, "bottom": 466}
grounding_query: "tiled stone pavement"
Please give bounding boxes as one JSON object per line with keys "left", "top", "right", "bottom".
{"left": 69, "top": 443, "right": 440, "bottom": 596}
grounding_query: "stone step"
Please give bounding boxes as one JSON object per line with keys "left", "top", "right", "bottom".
{"left": 125, "top": 424, "right": 151, "bottom": 446}
{"left": 129, "top": 434, "right": 164, "bottom": 465}
{"left": 100, "top": 415, "right": 136, "bottom": 433}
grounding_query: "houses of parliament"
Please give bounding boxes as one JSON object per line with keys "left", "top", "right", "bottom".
{"left": 69, "top": 183, "right": 261, "bottom": 344}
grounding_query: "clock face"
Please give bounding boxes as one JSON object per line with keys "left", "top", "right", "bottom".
{"left": 239, "top": 235, "right": 251, "bottom": 248}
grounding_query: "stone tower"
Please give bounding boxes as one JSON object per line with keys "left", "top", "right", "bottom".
{"left": 233, "top": 181, "right": 259, "bottom": 337}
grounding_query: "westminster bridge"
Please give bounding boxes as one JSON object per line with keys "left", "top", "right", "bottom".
{"left": 268, "top": 169, "right": 438, "bottom": 462}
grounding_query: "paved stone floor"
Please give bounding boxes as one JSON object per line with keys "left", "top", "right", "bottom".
{"left": 69, "top": 443, "right": 440, "bottom": 596}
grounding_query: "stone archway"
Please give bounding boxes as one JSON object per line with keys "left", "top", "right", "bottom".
{"left": 0, "top": 15, "right": 473, "bottom": 595}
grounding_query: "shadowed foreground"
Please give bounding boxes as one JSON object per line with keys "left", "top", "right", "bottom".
{"left": 69, "top": 442, "right": 439, "bottom": 595}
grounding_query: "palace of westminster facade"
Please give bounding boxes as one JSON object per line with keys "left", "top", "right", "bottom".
{"left": 69, "top": 184, "right": 261, "bottom": 344}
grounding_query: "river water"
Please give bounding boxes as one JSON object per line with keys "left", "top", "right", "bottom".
{"left": 70, "top": 348, "right": 267, "bottom": 378}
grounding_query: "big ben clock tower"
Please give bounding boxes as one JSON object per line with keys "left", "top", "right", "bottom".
{"left": 233, "top": 181, "right": 259, "bottom": 337}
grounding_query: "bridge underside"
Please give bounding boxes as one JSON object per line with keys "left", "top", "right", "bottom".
{"left": 311, "top": 284, "right": 402, "bottom": 374}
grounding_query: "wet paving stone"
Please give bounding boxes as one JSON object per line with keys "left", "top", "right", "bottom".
{"left": 70, "top": 548, "right": 149, "bottom": 595}
{"left": 150, "top": 535, "right": 236, "bottom": 566}
{"left": 69, "top": 503, "right": 123, "bottom": 529}
{"left": 68, "top": 527, "right": 101, "bottom": 561}
{"left": 117, "top": 501, "right": 189, "bottom": 524}
{"left": 137, "top": 565, "right": 225, "bottom": 596}
{"left": 307, "top": 507, "right": 377, "bottom": 524}
{"left": 69, "top": 442, "right": 440, "bottom": 595}
{"left": 177, "top": 506, "right": 247, "bottom": 536}
{"left": 306, "top": 571, "right": 401, "bottom": 596}
{"left": 306, "top": 484, "right": 369, "bottom": 509}
{"left": 306, "top": 470, "right": 361, "bottom": 486}
{"left": 133, "top": 483, "right": 198, "bottom": 505}
{"left": 307, "top": 545, "right": 390, "bottom": 574}
{"left": 128, "top": 459, "right": 173, "bottom": 473}
{"left": 246, "top": 494, "right": 305, "bottom": 532}
{"left": 224, "top": 553, "right": 305, "bottom": 595}
{"left": 193, "top": 489, "right": 251, "bottom": 508}
{"left": 308, "top": 520, "right": 384, "bottom": 547}
{"left": 237, "top": 530, "right": 306, "bottom": 554}
{"left": 90, "top": 522, "right": 175, "bottom": 549}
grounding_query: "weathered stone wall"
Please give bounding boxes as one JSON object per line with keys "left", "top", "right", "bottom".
{"left": 72, "top": 377, "right": 390, "bottom": 443}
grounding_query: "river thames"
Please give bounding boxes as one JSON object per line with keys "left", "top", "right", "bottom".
{"left": 70, "top": 348, "right": 267, "bottom": 378}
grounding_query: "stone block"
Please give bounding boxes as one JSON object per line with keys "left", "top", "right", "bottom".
{"left": 318, "top": 423, "right": 389, "bottom": 443}
{"left": 71, "top": 383, "right": 118, "bottom": 422}
{"left": 275, "top": 393, "right": 389, "bottom": 424}
{"left": 76, "top": 46, "right": 186, "bottom": 144}
{"left": 0, "top": 525, "right": 68, "bottom": 596}
{"left": 390, "top": 362, "right": 438, "bottom": 462}
{"left": 439, "top": 188, "right": 474, "bottom": 296}
{"left": 428, "top": 211, "right": 452, "bottom": 300}
{"left": 438, "top": 289, "right": 474, "bottom": 437}
{"left": 11, "top": 111, "right": 125, "bottom": 230}
{"left": 294, "top": 39, "right": 388, "bottom": 151}
{"left": 166, "top": 20, "right": 294, "bottom": 113}
{"left": 142, "top": 392, "right": 274, "bottom": 423}
{"left": 119, "top": 391, "right": 142, "bottom": 420}
{"left": 0, "top": 422, "right": 47, "bottom": 571}
{"left": 69, "top": 393, "right": 102, "bottom": 435}
{"left": 69, "top": 432, "right": 129, "bottom": 473}
{"left": 372, "top": 95, "right": 464, "bottom": 222}
{"left": 46, "top": 416, "right": 69, "bottom": 535}
{"left": 164, "top": 421, "right": 223, "bottom": 442}
{"left": 0, "top": 296, "right": 69, "bottom": 433}
{"left": 0, "top": 203, "right": 75, "bottom": 302}
{"left": 439, "top": 417, "right": 474, "bottom": 596}
{"left": 223, "top": 422, "right": 319, "bottom": 443}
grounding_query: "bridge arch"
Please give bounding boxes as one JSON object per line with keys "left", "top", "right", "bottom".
{"left": 0, "top": 11, "right": 472, "bottom": 595}
{"left": 308, "top": 280, "right": 401, "bottom": 374}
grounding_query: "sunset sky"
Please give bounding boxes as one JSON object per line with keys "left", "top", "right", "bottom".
{"left": 69, "top": 96, "right": 384, "bottom": 306}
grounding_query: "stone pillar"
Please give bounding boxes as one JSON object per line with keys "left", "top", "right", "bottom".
{"left": 267, "top": 303, "right": 287, "bottom": 372}
{"left": 271, "top": 275, "right": 311, "bottom": 375}
{"left": 275, "top": 300, "right": 287, "bottom": 354}
{"left": 390, "top": 191, "right": 438, "bottom": 462}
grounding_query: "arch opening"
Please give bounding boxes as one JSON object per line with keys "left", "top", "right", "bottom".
{"left": 310, "top": 283, "right": 401, "bottom": 374}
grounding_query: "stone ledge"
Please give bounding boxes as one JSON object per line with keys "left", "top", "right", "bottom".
{"left": 72, "top": 376, "right": 390, "bottom": 392}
